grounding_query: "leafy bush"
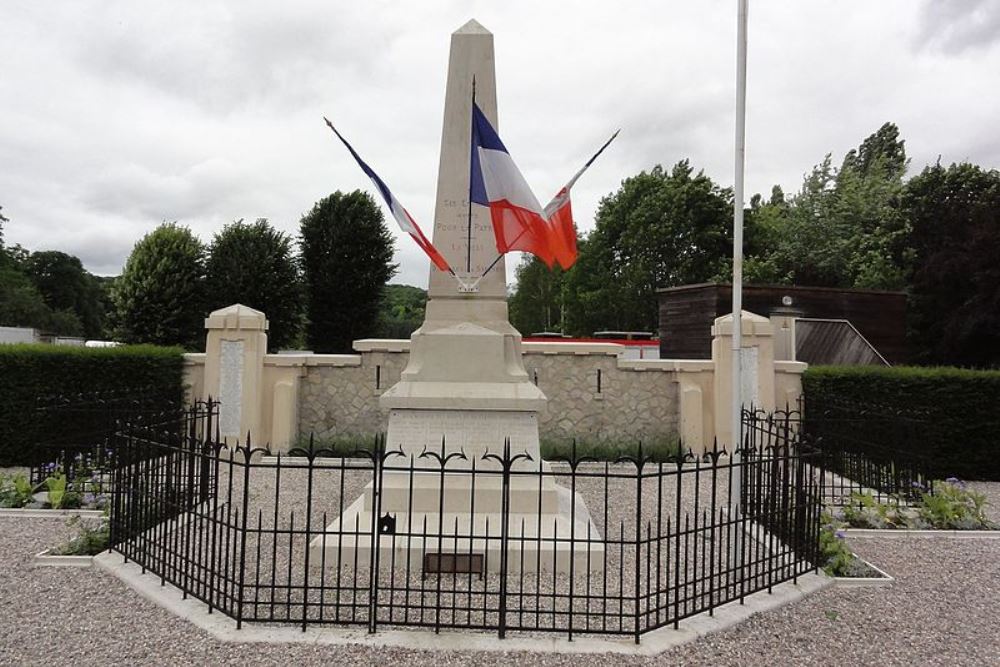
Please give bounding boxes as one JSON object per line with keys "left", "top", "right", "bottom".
{"left": 804, "top": 365, "right": 1000, "bottom": 480}
{"left": 837, "top": 480, "right": 996, "bottom": 530}
{"left": 0, "top": 344, "right": 185, "bottom": 465}
{"left": 0, "top": 473, "right": 35, "bottom": 508}
{"left": 818, "top": 513, "right": 872, "bottom": 577}
{"left": 916, "top": 478, "right": 995, "bottom": 530}
{"left": 841, "top": 491, "right": 908, "bottom": 529}
{"left": 55, "top": 515, "right": 109, "bottom": 556}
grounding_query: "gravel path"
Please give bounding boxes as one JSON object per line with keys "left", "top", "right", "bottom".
{"left": 2, "top": 513, "right": 999, "bottom": 666}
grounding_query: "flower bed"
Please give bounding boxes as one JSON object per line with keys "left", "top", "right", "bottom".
{"left": 835, "top": 478, "right": 997, "bottom": 531}
{"left": 1, "top": 453, "right": 112, "bottom": 511}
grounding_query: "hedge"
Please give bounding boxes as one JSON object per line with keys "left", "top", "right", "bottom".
{"left": 803, "top": 365, "right": 1000, "bottom": 481}
{"left": 0, "top": 344, "right": 186, "bottom": 466}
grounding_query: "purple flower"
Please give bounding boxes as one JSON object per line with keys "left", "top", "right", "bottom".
{"left": 911, "top": 481, "right": 925, "bottom": 490}
{"left": 835, "top": 530, "right": 846, "bottom": 539}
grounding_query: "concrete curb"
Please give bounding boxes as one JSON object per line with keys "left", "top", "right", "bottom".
{"left": 0, "top": 507, "right": 104, "bottom": 519}
{"left": 34, "top": 548, "right": 94, "bottom": 567}
{"left": 842, "top": 528, "right": 1000, "bottom": 539}
{"left": 833, "top": 556, "right": 893, "bottom": 588}
{"left": 93, "top": 551, "right": 832, "bottom": 656}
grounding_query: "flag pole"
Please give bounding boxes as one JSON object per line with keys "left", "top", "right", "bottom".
{"left": 731, "top": 0, "right": 749, "bottom": 512}
{"left": 466, "top": 76, "right": 477, "bottom": 275}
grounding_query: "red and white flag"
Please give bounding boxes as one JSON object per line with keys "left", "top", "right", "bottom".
{"left": 543, "top": 130, "right": 620, "bottom": 270}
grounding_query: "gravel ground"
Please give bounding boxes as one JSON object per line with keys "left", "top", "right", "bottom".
{"left": 2, "top": 511, "right": 1000, "bottom": 666}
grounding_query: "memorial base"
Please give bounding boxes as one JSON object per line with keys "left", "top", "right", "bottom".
{"left": 307, "top": 475, "right": 604, "bottom": 574}
{"left": 308, "top": 408, "right": 605, "bottom": 574}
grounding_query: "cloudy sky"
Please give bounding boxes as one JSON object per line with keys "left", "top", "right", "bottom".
{"left": 2, "top": 1, "right": 998, "bottom": 287}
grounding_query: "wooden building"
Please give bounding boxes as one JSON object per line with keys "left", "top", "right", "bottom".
{"left": 657, "top": 283, "right": 907, "bottom": 364}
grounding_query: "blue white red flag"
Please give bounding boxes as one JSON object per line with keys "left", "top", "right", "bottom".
{"left": 469, "top": 102, "right": 556, "bottom": 266}
{"left": 324, "top": 117, "right": 452, "bottom": 273}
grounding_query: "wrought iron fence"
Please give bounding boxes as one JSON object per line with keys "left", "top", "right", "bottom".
{"left": 744, "top": 401, "right": 935, "bottom": 506}
{"left": 29, "top": 387, "right": 183, "bottom": 493}
{"left": 108, "top": 407, "right": 823, "bottom": 642}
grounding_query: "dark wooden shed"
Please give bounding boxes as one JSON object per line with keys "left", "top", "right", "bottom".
{"left": 656, "top": 283, "right": 907, "bottom": 364}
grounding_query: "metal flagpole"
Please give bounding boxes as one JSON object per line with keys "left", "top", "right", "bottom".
{"left": 466, "top": 76, "right": 477, "bottom": 276}
{"left": 731, "top": 0, "right": 749, "bottom": 517}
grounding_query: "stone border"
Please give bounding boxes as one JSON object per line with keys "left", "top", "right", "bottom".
{"left": 0, "top": 507, "right": 104, "bottom": 519}
{"left": 833, "top": 556, "right": 893, "bottom": 588}
{"left": 34, "top": 548, "right": 94, "bottom": 568}
{"left": 842, "top": 528, "right": 1000, "bottom": 539}
{"left": 94, "top": 551, "right": 831, "bottom": 656}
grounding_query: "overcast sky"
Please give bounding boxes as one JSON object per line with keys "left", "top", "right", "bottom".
{"left": 2, "top": 1, "right": 998, "bottom": 287}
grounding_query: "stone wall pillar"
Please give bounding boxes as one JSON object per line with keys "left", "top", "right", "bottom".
{"left": 769, "top": 307, "right": 801, "bottom": 362}
{"left": 712, "top": 311, "right": 775, "bottom": 447}
{"left": 202, "top": 304, "right": 268, "bottom": 443}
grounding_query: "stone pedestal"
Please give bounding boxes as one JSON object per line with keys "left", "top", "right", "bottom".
{"left": 712, "top": 311, "right": 775, "bottom": 446}
{"left": 202, "top": 304, "right": 268, "bottom": 441}
{"left": 308, "top": 19, "right": 602, "bottom": 574}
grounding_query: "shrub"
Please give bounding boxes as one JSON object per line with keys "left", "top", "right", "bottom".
{"left": 0, "top": 344, "right": 185, "bottom": 465}
{"left": 55, "top": 515, "right": 109, "bottom": 556}
{"left": 803, "top": 365, "right": 1000, "bottom": 480}
{"left": 916, "top": 478, "right": 995, "bottom": 530}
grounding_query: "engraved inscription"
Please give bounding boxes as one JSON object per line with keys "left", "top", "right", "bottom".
{"left": 386, "top": 409, "right": 540, "bottom": 469}
{"left": 218, "top": 340, "right": 244, "bottom": 437}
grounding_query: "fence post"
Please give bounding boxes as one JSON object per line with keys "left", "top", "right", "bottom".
{"left": 367, "top": 435, "right": 386, "bottom": 635}
{"left": 236, "top": 437, "right": 252, "bottom": 630}
{"left": 498, "top": 439, "right": 511, "bottom": 640}
{"left": 633, "top": 445, "right": 643, "bottom": 645}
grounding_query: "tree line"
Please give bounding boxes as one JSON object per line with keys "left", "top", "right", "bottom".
{"left": 0, "top": 192, "right": 399, "bottom": 353}
{"left": 510, "top": 122, "right": 1000, "bottom": 368}
{"left": 4, "top": 121, "right": 997, "bottom": 366}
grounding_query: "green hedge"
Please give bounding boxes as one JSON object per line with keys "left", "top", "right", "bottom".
{"left": 803, "top": 365, "right": 1000, "bottom": 480}
{"left": 0, "top": 344, "right": 186, "bottom": 466}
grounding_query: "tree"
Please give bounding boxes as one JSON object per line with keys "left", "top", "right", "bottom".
{"left": 509, "top": 255, "right": 566, "bottom": 334}
{"left": 377, "top": 284, "right": 427, "bottom": 339}
{"left": 904, "top": 162, "right": 1000, "bottom": 367}
{"left": 112, "top": 223, "right": 207, "bottom": 348}
{"left": 750, "top": 122, "right": 909, "bottom": 289}
{"left": 24, "top": 251, "right": 105, "bottom": 338}
{"left": 299, "top": 191, "right": 396, "bottom": 352}
{"left": 206, "top": 219, "right": 303, "bottom": 351}
{"left": 0, "top": 209, "right": 85, "bottom": 336}
{"left": 563, "top": 161, "right": 732, "bottom": 335}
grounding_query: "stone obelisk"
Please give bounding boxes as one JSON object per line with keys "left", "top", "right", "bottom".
{"left": 380, "top": 18, "right": 545, "bottom": 422}
{"left": 311, "top": 20, "right": 600, "bottom": 573}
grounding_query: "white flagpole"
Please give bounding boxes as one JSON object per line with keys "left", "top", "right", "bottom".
{"left": 731, "top": 0, "right": 749, "bottom": 510}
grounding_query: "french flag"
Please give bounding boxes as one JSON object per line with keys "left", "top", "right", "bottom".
{"left": 470, "top": 102, "right": 556, "bottom": 267}
{"left": 324, "top": 118, "right": 452, "bottom": 273}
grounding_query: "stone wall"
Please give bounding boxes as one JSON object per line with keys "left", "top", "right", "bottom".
{"left": 295, "top": 342, "right": 680, "bottom": 446}
{"left": 521, "top": 346, "right": 678, "bottom": 445}
{"left": 299, "top": 345, "right": 409, "bottom": 442}
{"left": 185, "top": 308, "right": 805, "bottom": 454}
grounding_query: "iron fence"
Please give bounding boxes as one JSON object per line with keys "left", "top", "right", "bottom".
{"left": 29, "top": 387, "right": 183, "bottom": 493}
{"left": 744, "top": 401, "right": 935, "bottom": 506}
{"left": 108, "top": 406, "right": 823, "bottom": 642}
